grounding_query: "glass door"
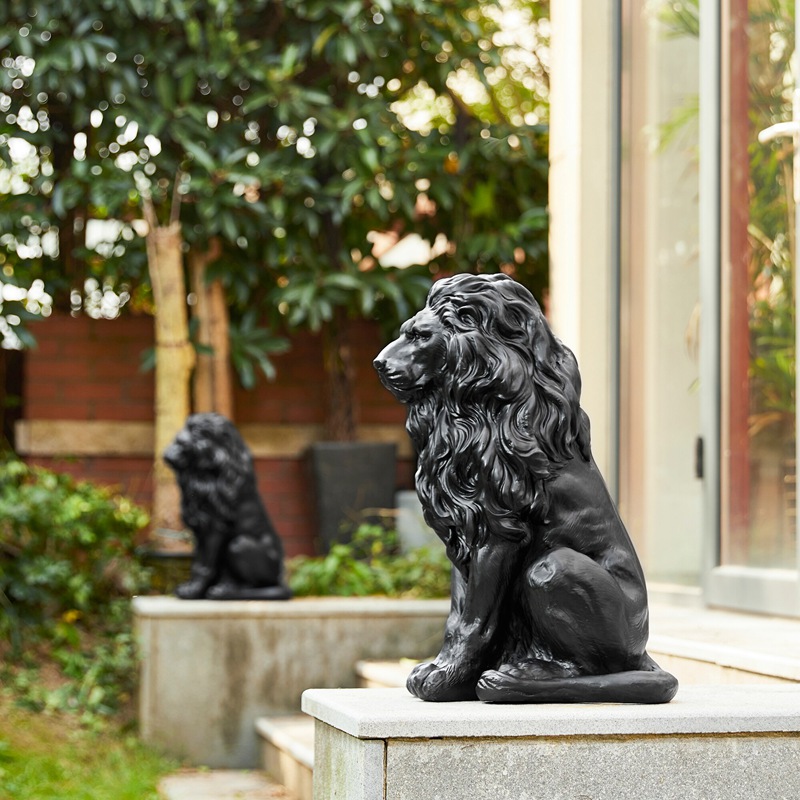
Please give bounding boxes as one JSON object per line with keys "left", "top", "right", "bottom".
{"left": 618, "top": 0, "right": 703, "bottom": 589}
{"left": 705, "top": 0, "right": 800, "bottom": 614}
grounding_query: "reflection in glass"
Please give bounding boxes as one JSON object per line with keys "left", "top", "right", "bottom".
{"left": 619, "top": 0, "right": 703, "bottom": 585}
{"left": 721, "top": 0, "right": 796, "bottom": 568}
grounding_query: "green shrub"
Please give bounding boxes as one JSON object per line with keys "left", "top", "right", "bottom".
{"left": 287, "top": 521, "right": 451, "bottom": 598}
{"left": 0, "top": 456, "right": 151, "bottom": 724}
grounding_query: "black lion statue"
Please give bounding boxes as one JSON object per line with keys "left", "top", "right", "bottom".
{"left": 163, "top": 413, "right": 291, "bottom": 601}
{"left": 374, "top": 273, "right": 677, "bottom": 704}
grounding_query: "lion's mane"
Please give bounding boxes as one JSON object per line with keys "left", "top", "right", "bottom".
{"left": 170, "top": 413, "right": 254, "bottom": 532}
{"left": 407, "top": 274, "right": 591, "bottom": 568}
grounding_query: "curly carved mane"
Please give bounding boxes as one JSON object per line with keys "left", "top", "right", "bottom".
{"left": 172, "top": 413, "right": 253, "bottom": 532}
{"left": 407, "top": 274, "right": 591, "bottom": 568}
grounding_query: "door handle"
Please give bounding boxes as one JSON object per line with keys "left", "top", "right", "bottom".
{"left": 757, "top": 121, "right": 800, "bottom": 143}
{"left": 757, "top": 89, "right": 800, "bottom": 203}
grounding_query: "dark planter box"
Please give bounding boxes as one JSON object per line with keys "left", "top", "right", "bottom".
{"left": 310, "top": 441, "right": 397, "bottom": 552}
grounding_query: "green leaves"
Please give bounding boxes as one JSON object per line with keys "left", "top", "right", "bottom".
{"left": 228, "top": 310, "right": 290, "bottom": 387}
{"left": 0, "top": 459, "right": 150, "bottom": 723}
{"left": 181, "top": 139, "right": 216, "bottom": 174}
{"left": 0, "top": 455, "right": 150, "bottom": 661}
{"left": 271, "top": 263, "right": 432, "bottom": 337}
{"left": 286, "top": 519, "right": 451, "bottom": 598}
{"left": 0, "top": 0, "right": 551, "bottom": 397}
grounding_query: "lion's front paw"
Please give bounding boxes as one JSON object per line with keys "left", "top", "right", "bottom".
{"left": 406, "top": 660, "right": 477, "bottom": 702}
{"left": 406, "top": 661, "right": 437, "bottom": 698}
{"left": 205, "top": 581, "right": 241, "bottom": 600}
{"left": 175, "top": 579, "right": 208, "bottom": 599}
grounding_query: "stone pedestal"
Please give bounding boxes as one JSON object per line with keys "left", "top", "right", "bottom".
{"left": 302, "top": 685, "right": 800, "bottom": 800}
{"left": 134, "top": 596, "right": 447, "bottom": 768}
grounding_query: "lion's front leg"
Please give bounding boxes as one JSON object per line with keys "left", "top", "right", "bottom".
{"left": 407, "top": 567, "right": 476, "bottom": 701}
{"left": 407, "top": 540, "right": 518, "bottom": 702}
{"left": 176, "top": 529, "right": 225, "bottom": 599}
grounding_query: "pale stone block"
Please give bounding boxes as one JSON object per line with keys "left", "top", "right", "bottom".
{"left": 134, "top": 596, "right": 447, "bottom": 768}
{"left": 303, "top": 685, "right": 800, "bottom": 800}
{"left": 313, "top": 723, "right": 383, "bottom": 800}
{"left": 384, "top": 735, "right": 800, "bottom": 800}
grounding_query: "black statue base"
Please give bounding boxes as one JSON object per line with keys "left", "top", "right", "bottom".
{"left": 191, "top": 583, "right": 293, "bottom": 601}
{"left": 374, "top": 273, "right": 678, "bottom": 705}
{"left": 164, "top": 413, "right": 292, "bottom": 602}
{"left": 476, "top": 662, "right": 678, "bottom": 705}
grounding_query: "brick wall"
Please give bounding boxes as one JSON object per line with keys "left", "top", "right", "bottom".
{"left": 25, "top": 314, "right": 155, "bottom": 422}
{"left": 20, "top": 313, "right": 413, "bottom": 556}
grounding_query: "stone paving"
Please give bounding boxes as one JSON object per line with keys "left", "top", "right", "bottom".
{"left": 157, "top": 769, "right": 293, "bottom": 800}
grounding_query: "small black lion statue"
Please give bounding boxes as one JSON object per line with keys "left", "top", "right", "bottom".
{"left": 374, "top": 273, "right": 678, "bottom": 704}
{"left": 164, "top": 413, "right": 291, "bottom": 601}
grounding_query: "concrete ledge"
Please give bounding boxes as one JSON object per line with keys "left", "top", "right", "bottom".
{"left": 302, "top": 686, "right": 800, "bottom": 799}
{"left": 134, "top": 596, "right": 447, "bottom": 769}
{"left": 302, "top": 685, "right": 800, "bottom": 738}
{"left": 133, "top": 595, "right": 448, "bottom": 619}
{"left": 16, "top": 420, "right": 413, "bottom": 458}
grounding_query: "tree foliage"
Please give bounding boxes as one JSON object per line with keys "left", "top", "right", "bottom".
{"left": 0, "top": 0, "right": 550, "bottom": 383}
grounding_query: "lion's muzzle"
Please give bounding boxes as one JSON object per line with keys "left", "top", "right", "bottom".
{"left": 373, "top": 355, "right": 415, "bottom": 402}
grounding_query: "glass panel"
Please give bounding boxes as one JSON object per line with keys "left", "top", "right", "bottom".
{"left": 720, "top": 0, "right": 796, "bottom": 568}
{"left": 619, "top": 0, "right": 703, "bottom": 585}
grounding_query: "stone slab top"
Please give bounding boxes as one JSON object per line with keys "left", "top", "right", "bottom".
{"left": 132, "top": 594, "right": 449, "bottom": 619}
{"left": 301, "top": 685, "right": 800, "bottom": 740}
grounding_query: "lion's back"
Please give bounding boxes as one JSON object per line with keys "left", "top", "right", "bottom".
{"left": 543, "top": 458, "right": 645, "bottom": 577}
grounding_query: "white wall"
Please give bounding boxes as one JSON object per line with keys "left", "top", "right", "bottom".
{"left": 548, "top": 0, "right": 616, "bottom": 482}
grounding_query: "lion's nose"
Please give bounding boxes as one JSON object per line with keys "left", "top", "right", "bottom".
{"left": 373, "top": 357, "right": 387, "bottom": 374}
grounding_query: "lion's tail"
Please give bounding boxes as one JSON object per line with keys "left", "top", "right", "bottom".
{"left": 476, "top": 657, "right": 679, "bottom": 705}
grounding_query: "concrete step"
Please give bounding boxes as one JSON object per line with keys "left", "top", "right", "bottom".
{"left": 157, "top": 769, "right": 292, "bottom": 799}
{"left": 256, "top": 716, "right": 314, "bottom": 800}
{"left": 355, "top": 658, "right": 415, "bottom": 688}
{"left": 648, "top": 602, "right": 800, "bottom": 685}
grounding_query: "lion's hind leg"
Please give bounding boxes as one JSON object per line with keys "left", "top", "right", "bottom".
{"left": 225, "top": 532, "right": 284, "bottom": 587}
{"left": 475, "top": 546, "right": 677, "bottom": 704}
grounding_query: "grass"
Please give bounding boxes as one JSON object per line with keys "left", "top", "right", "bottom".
{"left": 0, "top": 694, "right": 179, "bottom": 800}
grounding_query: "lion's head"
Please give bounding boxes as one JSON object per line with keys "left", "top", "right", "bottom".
{"left": 375, "top": 273, "right": 591, "bottom": 564}
{"left": 164, "top": 413, "right": 253, "bottom": 526}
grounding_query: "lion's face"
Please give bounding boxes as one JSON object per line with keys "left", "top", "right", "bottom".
{"left": 164, "top": 414, "right": 232, "bottom": 475}
{"left": 374, "top": 308, "right": 447, "bottom": 402}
